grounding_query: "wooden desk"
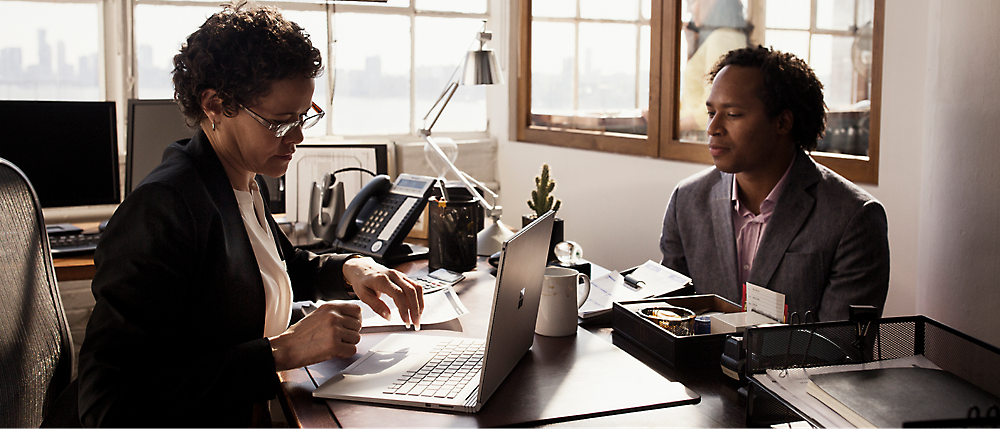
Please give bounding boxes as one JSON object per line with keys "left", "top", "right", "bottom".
{"left": 53, "top": 254, "right": 96, "bottom": 281}
{"left": 278, "top": 259, "right": 749, "bottom": 427}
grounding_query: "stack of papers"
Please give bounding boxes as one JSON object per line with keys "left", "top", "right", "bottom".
{"left": 578, "top": 260, "right": 691, "bottom": 319}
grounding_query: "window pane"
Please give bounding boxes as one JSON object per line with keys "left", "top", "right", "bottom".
{"left": 809, "top": 34, "right": 855, "bottom": 109}
{"left": 533, "top": 0, "right": 576, "bottom": 18}
{"left": 282, "top": 10, "right": 328, "bottom": 138}
{"left": 578, "top": 22, "right": 637, "bottom": 111}
{"left": 415, "top": 0, "right": 486, "bottom": 13}
{"left": 333, "top": 13, "right": 410, "bottom": 136}
{"left": 813, "top": 34, "right": 867, "bottom": 156}
{"left": 0, "top": 1, "right": 100, "bottom": 101}
{"left": 641, "top": 0, "right": 651, "bottom": 20}
{"left": 415, "top": 17, "right": 487, "bottom": 134}
{"left": 764, "top": 29, "right": 810, "bottom": 62}
{"left": 531, "top": 21, "right": 574, "bottom": 113}
{"left": 678, "top": 0, "right": 750, "bottom": 142}
{"left": 639, "top": 24, "right": 650, "bottom": 112}
{"left": 580, "top": 0, "right": 639, "bottom": 21}
{"left": 857, "top": 0, "right": 875, "bottom": 25}
{"left": 765, "top": 0, "right": 810, "bottom": 30}
{"left": 816, "top": 0, "right": 855, "bottom": 31}
{"left": 135, "top": 5, "right": 219, "bottom": 100}
{"left": 136, "top": 6, "right": 329, "bottom": 137}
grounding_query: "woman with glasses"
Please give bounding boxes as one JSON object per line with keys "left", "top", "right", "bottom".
{"left": 75, "top": 2, "right": 424, "bottom": 426}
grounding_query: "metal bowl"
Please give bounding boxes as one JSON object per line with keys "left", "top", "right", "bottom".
{"left": 639, "top": 305, "right": 696, "bottom": 336}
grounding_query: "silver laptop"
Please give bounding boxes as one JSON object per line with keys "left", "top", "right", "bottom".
{"left": 312, "top": 211, "right": 555, "bottom": 413}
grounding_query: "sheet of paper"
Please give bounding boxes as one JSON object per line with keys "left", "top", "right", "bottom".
{"left": 579, "top": 270, "right": 629, "bottom": 318}
{"left": 318, "top": 285, "right": 469, "bottom": 328}
{"left": 745, "top": 282, "right": 786, "bottom": 322}
{"left": 578, "top": 260, "right": 691, "bottom": 318}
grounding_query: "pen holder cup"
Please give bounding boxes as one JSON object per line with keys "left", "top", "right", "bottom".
{"left": 428, "top": 196, "right": 478, "bottom": 273}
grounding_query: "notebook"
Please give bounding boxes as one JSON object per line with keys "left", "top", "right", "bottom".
{"left": 312, "top": 211, "right": 555, "bottom": 413}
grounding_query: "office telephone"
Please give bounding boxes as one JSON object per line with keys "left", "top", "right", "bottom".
{"left": 332, "top": 173, "right": 436, "bottom": 263}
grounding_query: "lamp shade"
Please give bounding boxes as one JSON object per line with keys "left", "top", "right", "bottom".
{"left": 461, "top": 50, "right": 504, "bottom": 86}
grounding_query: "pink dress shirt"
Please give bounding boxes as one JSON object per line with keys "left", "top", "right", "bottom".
{"left": 732, "top": 162, "right": 794, "bottom": 289}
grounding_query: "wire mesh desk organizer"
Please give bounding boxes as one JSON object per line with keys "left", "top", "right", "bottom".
{"left": 744, "top": 311, "right": 1000, "bottom": 428}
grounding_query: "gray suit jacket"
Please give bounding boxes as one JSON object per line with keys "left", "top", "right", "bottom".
{"left": 659, "top": 150, "right": 889, "bottom": 321}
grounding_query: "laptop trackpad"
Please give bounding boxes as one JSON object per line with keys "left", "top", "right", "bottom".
{"left": 344, "top": 350, "right": 410, "bottom": 375}
{"left": 342, "top": 334, "right": 446, "bottom": 375}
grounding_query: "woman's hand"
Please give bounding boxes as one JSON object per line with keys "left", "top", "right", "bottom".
{"left": 269, "top": 301, "right": 362, "bottom": 371}
{"left": 343, "top": 256, "right": 424, "bottom": 330}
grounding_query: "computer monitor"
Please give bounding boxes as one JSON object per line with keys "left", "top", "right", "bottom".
{"left": 0, "top": 100, "right": 120, "bottom": 208}
{"left": 125, "top": 99, "right": 194, "bottom": 197}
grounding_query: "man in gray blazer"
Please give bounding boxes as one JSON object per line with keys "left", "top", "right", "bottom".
{"left": 660, "top": 46, "right": 889, "bottom": 322}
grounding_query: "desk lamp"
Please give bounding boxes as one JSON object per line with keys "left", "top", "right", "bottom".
{"left": 419, "top": 23, "right": 512, "bottom": 256}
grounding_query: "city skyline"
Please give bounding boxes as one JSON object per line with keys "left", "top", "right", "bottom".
{"left": 0, "top": 29, "right": 98, "bottom": 87}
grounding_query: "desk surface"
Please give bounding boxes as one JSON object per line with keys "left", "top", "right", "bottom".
{"left": 278, "top": 258, "right": 750, "bottom": 427}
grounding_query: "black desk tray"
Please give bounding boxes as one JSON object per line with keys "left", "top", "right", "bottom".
{"left": 744, "top": 315, "right": 1000, "bottom": 427}
{"left": 612, "top": 294, "right": 741, "bottom": 370}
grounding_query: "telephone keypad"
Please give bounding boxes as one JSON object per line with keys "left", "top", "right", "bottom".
{"left": 349, "top": 194, "right": 409, "bottom": 250}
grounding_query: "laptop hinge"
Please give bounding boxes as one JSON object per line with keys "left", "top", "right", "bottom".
{"left": 464, "top": 386, "right": 480, "bottom": 408}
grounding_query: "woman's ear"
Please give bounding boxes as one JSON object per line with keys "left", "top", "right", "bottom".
{"left": 199, "top": 89, "right": 224, "bottom": 127}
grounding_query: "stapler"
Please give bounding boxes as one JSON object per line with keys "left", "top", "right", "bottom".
{"left": 720, "top": 334, "right": 746, "bottom": 382}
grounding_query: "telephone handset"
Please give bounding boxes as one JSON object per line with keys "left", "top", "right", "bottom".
{"left": 333, "top": 173, "right": 436, "bottom": 263}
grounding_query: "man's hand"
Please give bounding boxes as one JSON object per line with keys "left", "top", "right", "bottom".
{"left": 343, "top": 256, "right": 424, "bottom": 330}
{"left": 269, "top": 301, "right": 362, "bottom": 371}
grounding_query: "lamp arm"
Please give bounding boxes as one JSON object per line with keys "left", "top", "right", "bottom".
{"left": 423, "top": 136, "right": 497, "bottom": 215}
{"left": 419, "top": 81, "right": 459, "bottom": 136}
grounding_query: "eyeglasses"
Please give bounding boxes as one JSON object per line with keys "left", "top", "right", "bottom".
{"left": 241, "top": 101, "right": 325, "bottom": 138}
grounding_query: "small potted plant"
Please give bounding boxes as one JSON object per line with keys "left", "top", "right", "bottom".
{"left": 524, "top": 164, "right": 564, "bottom": 261}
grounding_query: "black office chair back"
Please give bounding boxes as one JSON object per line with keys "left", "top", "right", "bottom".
{"left": 0, "top": 158, "right": 74, "bottom": 427}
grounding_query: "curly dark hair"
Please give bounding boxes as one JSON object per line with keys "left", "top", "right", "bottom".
{"left": 172, "top": 1, "right": 323, "bottom": 126}
{"left": 709, "top": 46, "right": 826, "bottom": 151}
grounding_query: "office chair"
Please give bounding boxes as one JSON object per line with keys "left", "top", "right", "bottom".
{"left": 0, "top": 158, "right": 75, "bottom": 427}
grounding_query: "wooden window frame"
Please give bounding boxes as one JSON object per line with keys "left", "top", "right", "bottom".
{"left": 516, "top": 0, "right": 884, "bottom": 184}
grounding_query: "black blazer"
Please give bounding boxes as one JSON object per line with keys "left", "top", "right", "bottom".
{"left": 77, "top": 129, "right": 353, "bottom": 427}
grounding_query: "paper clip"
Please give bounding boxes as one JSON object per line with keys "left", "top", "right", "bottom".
{"left": 623, "top": 273, "right": 645, "bottom": 290}
{"left": 779, "top": 311, "right": 816, "bottom": 377}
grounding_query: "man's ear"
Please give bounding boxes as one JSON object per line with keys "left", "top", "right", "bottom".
{"left": 775, "top": 109, "right": 793, "bottom": 135}
{"left": 199, "top": 89, "right": 225, "bottom": 126}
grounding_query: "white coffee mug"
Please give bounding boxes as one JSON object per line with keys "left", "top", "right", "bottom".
{"left": 535, "top": 266, "right": 591, "bottom": 337}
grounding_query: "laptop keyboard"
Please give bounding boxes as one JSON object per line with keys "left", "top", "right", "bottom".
{"left": 383, "top": 338, "right": 484, "bottom": 399}
{"left": 49, "top": 231, "right": 101, "bottom": 255}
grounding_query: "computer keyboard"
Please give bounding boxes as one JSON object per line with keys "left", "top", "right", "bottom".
{"left": 47, "top": 223, "right": 102, "bottom": 255}
{"left": 383, "top": 338, "right": 484, "bottom": 398}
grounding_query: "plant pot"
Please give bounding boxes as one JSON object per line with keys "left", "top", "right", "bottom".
{"left": 523, "top": 215, "right": 564, "bottom": 262}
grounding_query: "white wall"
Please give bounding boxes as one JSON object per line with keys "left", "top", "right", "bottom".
{"left": 915, "top": 0, "right": 1000, "bottom": 346}
{"left": 489, "top": 0, "right": 1000, "bottom": 346}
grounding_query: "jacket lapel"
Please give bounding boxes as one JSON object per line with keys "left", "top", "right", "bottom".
{"left": 711, "top": 171, "right": 741, "bottom": 298}
{"left": 748, "top": 151, "right": 819, "bottom": 288}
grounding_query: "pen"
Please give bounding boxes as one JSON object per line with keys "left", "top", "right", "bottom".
{"left": 435, "top": 178, "right": 450, "bottom": 203}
